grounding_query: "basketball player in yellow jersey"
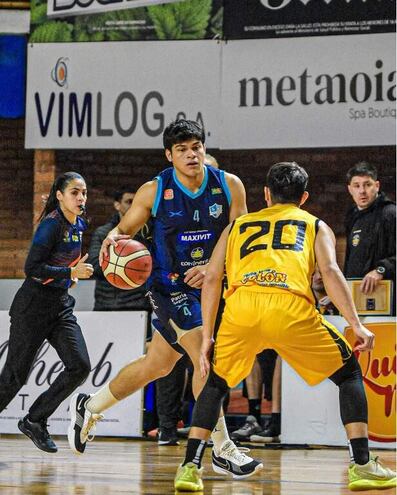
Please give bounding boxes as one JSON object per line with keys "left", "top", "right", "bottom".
{"left": 174, "top": 162, "right": 396, "bottom": 492}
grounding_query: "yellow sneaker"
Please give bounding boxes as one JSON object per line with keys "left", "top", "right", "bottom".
{"left": 348, "top": 455, "right": 396, "bottom": 491}
{"left": 174, "top": 462, "right": 204, "bottom": 492}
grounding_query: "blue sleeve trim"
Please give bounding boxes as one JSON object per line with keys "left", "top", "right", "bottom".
{"left": 220, "top": 170, "right": 232, "bottom": 206}
{"left": 151, "top": 176, "right": 162, "bottom": 217}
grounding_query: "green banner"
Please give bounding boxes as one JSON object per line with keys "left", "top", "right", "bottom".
{"left": 30, "top": 0, "right": 223, "bottom": 42}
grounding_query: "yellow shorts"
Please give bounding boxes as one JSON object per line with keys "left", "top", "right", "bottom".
{"left": 213, "top": 287, "right": 352, "bottom": 388}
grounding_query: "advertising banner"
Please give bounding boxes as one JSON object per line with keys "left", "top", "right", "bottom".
{"left": 220, "top": 34, "right": 396, "bottom": 149}
{"left": 0, "top": 311, "right": 147, "bottom": 437}
{"left": 282, "top": 316, "right": 395, "bottom": 449}
{"left": 25, "top": 41, "right": 220, "bottom": 149}
{"left": 224, "top": 0, "right": 396, "bottom": 39}
{"left": 345, "top": 322, "right": 396, "bottom": 444}
{"left": 30, "top": 0, "right": 223, "bottom": 41}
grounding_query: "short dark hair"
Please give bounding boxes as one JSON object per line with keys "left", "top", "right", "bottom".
{"left": 346, "top": 161, "right": 378, "bottom": 183}
{"left": 113, "top": 186, "right": 135, "bottom": 202}
{"left": 266, "top": 162, "right": 308, "bottom": 204}
{"left": 163, "top": 119, "right": 205, "bottom": 151}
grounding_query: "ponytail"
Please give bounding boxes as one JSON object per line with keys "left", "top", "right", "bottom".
{"left": 38, "top": 171, "right": 85, "bottom": 223}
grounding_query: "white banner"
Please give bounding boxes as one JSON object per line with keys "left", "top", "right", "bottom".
{"left": 25, "top": 41, "right": 220, "bottom": 149}
{"left": 47, "top": 0, "right": 186, "bottom": 18}
{"left": 25, "top": 35, "right": 395, "bottom": 149}
{"left": 0, "top": 311, "right": 147, "bottom": 437}
{"left": 221, "top": 34, "right": 396, "bottom": 148}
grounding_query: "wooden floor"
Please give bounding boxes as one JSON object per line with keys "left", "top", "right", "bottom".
{"left": 0, "top": 436, "right": 395, "bottom": 495}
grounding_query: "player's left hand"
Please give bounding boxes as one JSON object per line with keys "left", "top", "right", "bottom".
{"left": 360, "top": 270, "right": 383, "bottom": 295}
{"left": 200, "top": 337, "right": 214, "bottom": 378}
{"left": 184, "top": 264, "right": 207, "bottom": 288}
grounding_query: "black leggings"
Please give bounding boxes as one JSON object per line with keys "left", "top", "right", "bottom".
{"left": 0, "top": 279, "right": 91, "bottom": 421}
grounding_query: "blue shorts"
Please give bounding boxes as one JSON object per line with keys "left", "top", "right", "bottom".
{"left": 147, "top": 286, "right": 202, "bottom": 354}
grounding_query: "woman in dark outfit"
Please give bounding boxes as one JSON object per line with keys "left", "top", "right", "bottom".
{"left": 0, "top": 172, "right": 93, "bottom": 453}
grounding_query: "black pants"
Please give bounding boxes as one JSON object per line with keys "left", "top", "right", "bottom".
{"left": 0, "top": 279, "right": 91, "bottom": 421}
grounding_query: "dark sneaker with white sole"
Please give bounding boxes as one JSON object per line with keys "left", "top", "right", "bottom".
{"left": 231, "top": 415, "right": 262, "bottom": 441}
{"left": 250, "top": 424, "right": 281, "bottom": 443}
{"left": 68, "top": 393, "right": 103, "bottom": 455}
{"left": 158, "top": 427, "right": 179, "bottom": 446}
{"left": 212, "top": 440, "right": 263, "bottom": 479}
{"left": 18, "top": 415, "right": 57, "bottom": 453}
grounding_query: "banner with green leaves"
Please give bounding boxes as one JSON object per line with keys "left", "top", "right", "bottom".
{"left": 30, "top": 0, "right": 223, "bottom": 42}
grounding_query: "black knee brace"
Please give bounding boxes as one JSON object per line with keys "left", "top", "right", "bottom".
{"left": 190, "top": 370, "right": 230, "bottom": 431}
{"left": 329, "top": 354, "right": 368, "bottom": 425}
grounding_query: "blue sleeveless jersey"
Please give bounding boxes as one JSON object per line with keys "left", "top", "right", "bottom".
{"left": 149, "top": 165, "right": 231, "bottom": 292}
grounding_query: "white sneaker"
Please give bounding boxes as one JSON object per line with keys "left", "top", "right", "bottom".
{"left": 212, "top": 440, "right": 263, "bottom": 479}
{"left": 68, "top": 393, "right": 104, "bottom": 454}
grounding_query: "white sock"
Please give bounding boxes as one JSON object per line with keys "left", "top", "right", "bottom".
{"left": 211, "top": 416, "right": 231, "bottom": 451}
{"left": 86, "top": 383, "right": 119, "bottom": 414}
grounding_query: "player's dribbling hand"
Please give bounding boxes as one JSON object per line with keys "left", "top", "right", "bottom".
{"left": 99, "top": 234, "right": 131, "bottom": 266}
{"left": 72, "top": 253, "right": 94, "bottom": 279}
{"left": 200, "top": 336, "right": 214, "bottom": 378}
{"left": 352, "top": 323, "right": 375, "bottom": 352}
{"left": 184, "top": 265, "right": 206, "bottom": 288}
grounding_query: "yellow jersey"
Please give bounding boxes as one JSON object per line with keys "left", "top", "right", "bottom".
{"left": 224, "top": 204, "right": 319, "bottom": 304}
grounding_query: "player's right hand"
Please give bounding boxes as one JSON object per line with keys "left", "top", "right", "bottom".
{"left": 99, "top": 234, "right": 130, "bottom": 266}
{"left": 72, "top": 253, "right": 94, "bottom": 279}
{"left": 352, "top": 323, "right": 375, "bottom": 352}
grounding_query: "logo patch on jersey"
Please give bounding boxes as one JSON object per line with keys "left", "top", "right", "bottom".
{"left": 209, "top": 203, "right": 223, "bottom": 219}
{"left": 241, "top": 269, "right": 288, "bottom": 288}
{"left": 164, "top": 189, "right": 174, "bottom": 200}
{"left": 167, "top": 273, "right": 180, "bottom": 285}
{"left": 178, "top": 230, "right": 213, "bottom": 243}
{"left": 169, "top": 211, "right": 183, "bottom": 218}
{"left": 211, "top": 187, "right": 222, "bottom": 195}
{"left": 191, "top": 247, "right": 204, "bottom": 260}
{"left": 63, "top": 230, "right": 70, "bottom": 243}
{"left": 352, "top": 233, "right": 360, "bottom": 247}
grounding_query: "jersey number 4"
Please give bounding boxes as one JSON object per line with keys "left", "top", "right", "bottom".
{"left": 239, "top": 220, "right": 307, "bottom": 259}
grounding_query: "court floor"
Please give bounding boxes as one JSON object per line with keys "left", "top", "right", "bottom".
{"left": 0, "top": 436, "right": 395, "bottom": 494}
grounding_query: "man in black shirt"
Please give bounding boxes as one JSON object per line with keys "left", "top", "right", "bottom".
{"left": 344, "top": 162, "right": 396, "bottom": 314}
{"left": 88, "top": 186, "right": 150, "bottom": 311}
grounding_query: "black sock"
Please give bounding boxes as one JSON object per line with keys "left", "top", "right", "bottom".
{"left": 349, "top": 438, "right": 369, "bottom": 465}
{"left": 271, "top": 412, "right": 281, "bottom": 433}
{"left": 183, "top": 439, "right": 206, "bottom": 468}
{"left": 248, "top": 399, "right": 261, "bottom": 424}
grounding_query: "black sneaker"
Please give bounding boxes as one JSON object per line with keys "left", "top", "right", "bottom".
{"left": 68, "top": 393, "right": 103, "bottom": 455}
{"left": 231, "top": 415, "right": 262, "bottom": 440}
{"left": 212, "top": 440, "right": 263, "bottom": 479}
{"left": 250, "top": 424, "right": 281, "bottom": 443}
{"left": 18, "top": 415, "right": 57, "bottom": 453}
{"left": 158, "top": 427, "right": 179, "bottom": 446}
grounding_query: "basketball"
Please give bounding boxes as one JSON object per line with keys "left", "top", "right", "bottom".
{"left": 101, "top": 239, "right": 152, "bottom": 290}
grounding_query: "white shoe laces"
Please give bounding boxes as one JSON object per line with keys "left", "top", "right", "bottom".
{"left": 220, "top": 441, "right": 253, "bottom": 464}
{"left": 82, "top": 413, "right": 104, "bottom": 442}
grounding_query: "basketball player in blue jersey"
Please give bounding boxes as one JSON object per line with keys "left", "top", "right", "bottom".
{"left": 0, "top": 172, "right": 93, "bottom": 453}
{"left": 68, "top": 119, "right": 263, "bottom": 479}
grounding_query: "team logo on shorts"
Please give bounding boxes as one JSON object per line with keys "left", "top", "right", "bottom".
{"left": 209, "top": 203, "right": 223, "bottom": 219}
{"left": 191, "top": 247, "right": 204, "bottom": 260}
{"left": 352, "top": 233, "right": 360, "bottom": 247}
{"left": 164, "top": 189, "right": 174, "bottom": 200}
